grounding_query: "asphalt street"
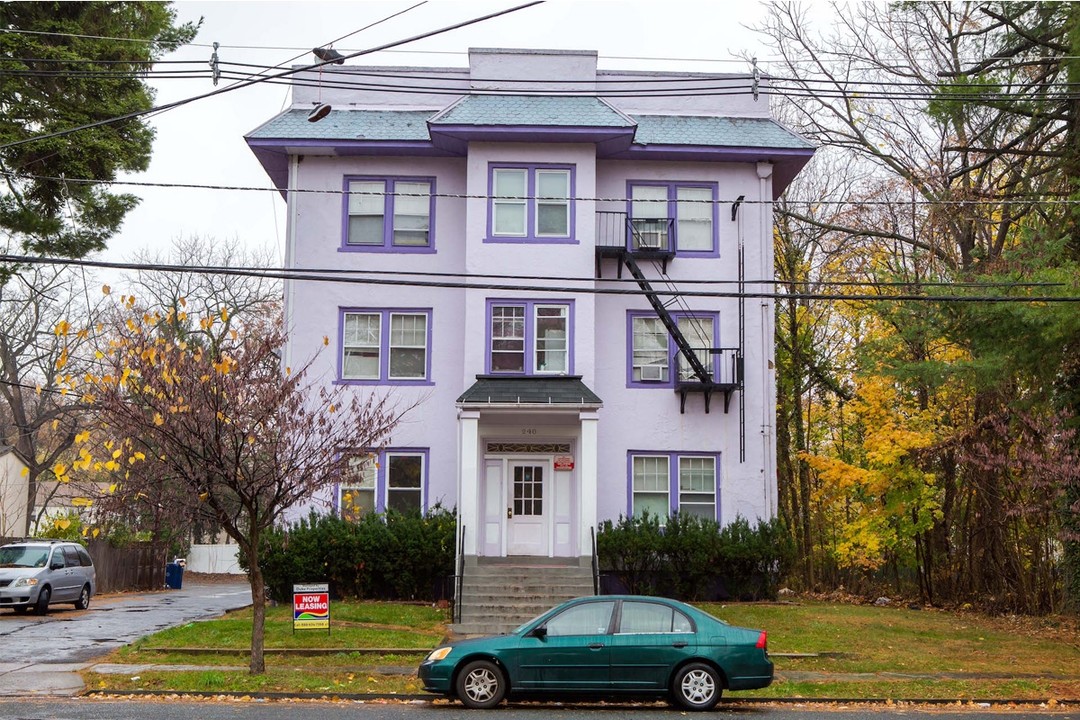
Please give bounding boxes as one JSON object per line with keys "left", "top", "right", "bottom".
{"left": 0, "top": 698, "right": 1073, "bottom": 720}
{"left": 0, "top": 578, "right": 252, "bottom": 696}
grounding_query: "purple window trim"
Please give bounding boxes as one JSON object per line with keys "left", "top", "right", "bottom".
{"left": 335, "top": 447, "right": 430, "bottom": 515}
{"left": 484, "top": 298, "right": 575, "bottom": 376}
{"left": 625, "top": 310, "right": 719, "bottom": 389}
{"left": 625, "top": 450, "right": 721, "bottom": 521}
{"left": 340, "top": 175, "right": 437, "bottom": 254}
{"left": 625, "top": 180, "right": 720, "bottom": 257}
{"left": 336, "top": 307, "right": 434, "bottom": 386}
{"left": 486, "top": 163, "right": 578, "bottom": 244}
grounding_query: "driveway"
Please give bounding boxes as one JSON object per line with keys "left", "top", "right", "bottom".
{"left": 0, "top": 576, "right": 251, "bottom": 696}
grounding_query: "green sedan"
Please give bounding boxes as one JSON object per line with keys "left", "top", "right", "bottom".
{"left": 419, "top": 595, "right": 772, "bottom": 710}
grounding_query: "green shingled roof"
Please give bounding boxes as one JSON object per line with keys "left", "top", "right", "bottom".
{"left": 431, "top": 95, "right": 634, "bottom": 127}
{"left": 247, "top": 109, "right": 435, "bottom": 141}
{"left": 246, "top": 104, "right": 810, "bottom": 150}
{"left": 632, "top": 115, "right": 812, "bottom": 149}
{"left": 458, "top": 376, "right": 602, "bottom": 406}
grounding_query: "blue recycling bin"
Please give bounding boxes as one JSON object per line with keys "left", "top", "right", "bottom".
{"left": 165, "top": 561, "right": 184, "bottom": 589}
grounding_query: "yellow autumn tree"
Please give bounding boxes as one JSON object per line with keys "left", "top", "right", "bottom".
{"left": 61, "top": 290, "right": 404, "bottom": 674}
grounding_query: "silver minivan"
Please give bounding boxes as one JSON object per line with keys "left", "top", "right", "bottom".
{"left": 0, "top": 540, "right": 96, "bottom": 615}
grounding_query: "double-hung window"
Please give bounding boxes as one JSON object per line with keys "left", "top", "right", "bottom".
{"left": 627, "top": 182, "right": 717, "bottom": 255}
{"left": 489, "top": 165, "right": 573, "bottom": 242}
{"left": 629, "top": 452, "right": 719, "bottom": 522}
{"left": 344, "top": 177, "right": 434, "bottom": 251}
{"left": 341, "top": 309, "right": 431, "bottom": 383}
{"left": 339, "top": 449, "right": 427, "bottom": 517}
{"left": 628, "top": 311, "right": 718, "bottom": 387}
{"left": 488, "top": 300, "right": 572, "bottom": 375}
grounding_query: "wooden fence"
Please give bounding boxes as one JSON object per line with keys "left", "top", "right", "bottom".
{"left": 0, "top": 537, "right": 165, "bottom": 593}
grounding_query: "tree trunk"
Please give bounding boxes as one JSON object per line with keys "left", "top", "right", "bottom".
{"left": 245, "top": 543, "right": 266, "bottom": 674}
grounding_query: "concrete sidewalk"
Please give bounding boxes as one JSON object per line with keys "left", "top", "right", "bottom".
{"left": 0, "top": 579, "right": 252, "bottom": 697}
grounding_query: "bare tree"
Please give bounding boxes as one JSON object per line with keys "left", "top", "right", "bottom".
{"left": 125, "top": 235, "right": 282, "bottom": 350}
{"left": 0, "top": 257, "right": 103, "bottom": 533}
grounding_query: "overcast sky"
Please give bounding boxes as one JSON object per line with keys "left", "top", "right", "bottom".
{"left": 108, "top": 0, "right": 781, "bottom": 265}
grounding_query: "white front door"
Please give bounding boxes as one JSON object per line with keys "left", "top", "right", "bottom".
{"left": 507, "top": 461, "right": 548, "bottom": 555}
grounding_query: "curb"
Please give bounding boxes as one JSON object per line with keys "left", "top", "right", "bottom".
{"left": 81, "top": 689, "right": 1080, "bottom": 707}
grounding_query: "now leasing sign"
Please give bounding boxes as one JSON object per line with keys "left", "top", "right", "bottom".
{"left": 292, "top": 583, "right": 330, "bottom": 632}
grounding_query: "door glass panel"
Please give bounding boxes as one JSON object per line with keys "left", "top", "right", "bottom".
{"left": 545, "top": 601, "right": 615, "bottom": 636}
{"left": 513, "top": 465, "right": 543, "bottom": 516}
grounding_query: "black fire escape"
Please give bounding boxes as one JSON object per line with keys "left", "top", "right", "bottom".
{"left": 596, "top": 211, "right": 743, "bottom": 414}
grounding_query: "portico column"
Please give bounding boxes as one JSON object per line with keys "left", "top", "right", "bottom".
{"left": 458, "top": 410, "right": 481, "bottom": 556}
{"left": 579, "top": 410, "right": 599, "bottom": 557}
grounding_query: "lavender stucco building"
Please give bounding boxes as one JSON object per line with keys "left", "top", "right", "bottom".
{"left": 246, "top": 48, "right": 812, "bottom": 590}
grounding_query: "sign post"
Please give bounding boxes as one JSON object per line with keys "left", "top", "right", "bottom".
{"left": 292, "top": 583, "right": 330, "bottom": 635}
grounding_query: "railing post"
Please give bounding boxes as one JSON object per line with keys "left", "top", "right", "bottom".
{"left": 454, "top": 524, "right": 465, "bottom": 624}
{"left": 591, "top": 526, "right": 600, "bottom": 596}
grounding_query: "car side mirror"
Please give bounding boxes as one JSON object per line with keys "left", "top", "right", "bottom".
{"left": 529, "top": 626, "right": 548, "bottom": 640}
{"left": 50, "top": 562, "right": 64, "bottom": 571}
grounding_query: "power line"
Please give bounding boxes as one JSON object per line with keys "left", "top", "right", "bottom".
{"left": 2, "top": 170, "right": 1076, "bottom": 209}
{"left": 5, "top": 254, "right": 1080, "bottom": 304}
{"left": 0, "top": 1, "right": 545, "bottom": 153}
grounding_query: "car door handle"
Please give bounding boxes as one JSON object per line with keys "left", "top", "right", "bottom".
{"left": 588, "top": 643, "right": 604, "bottom": 650}
{"left": 672, "top": 641, "right": 688, "bottom": 648}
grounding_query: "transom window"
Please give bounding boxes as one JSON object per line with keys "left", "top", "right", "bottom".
{"left": 489, "top": 165, "right": 573, "bottom": 242}
{"left": 345, "top": 177, "right": 434, "bottom": 251}
{"left": 628, "top": 182, "right": 717, "bottom": 254}
{"left": 629, "top": 311, "right": 718, "bottom": 387}
{"left": 488, "top": 300, "right": 572, "bottom": 375}
{"left": 339, "top": 449, "right": 427, "bottom": 517}
{"left": 630, "top": 452, "right": 719, "bottom": 521}
{"left": 341, "top": 309, "right": 430, "bottom": 383}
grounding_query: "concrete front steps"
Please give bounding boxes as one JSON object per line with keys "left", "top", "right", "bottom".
{"left": 452, "top": 557, "right": 596, "bottom": 636}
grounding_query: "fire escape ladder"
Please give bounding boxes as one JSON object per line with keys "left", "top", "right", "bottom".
{"left": 622, "top": 253, "right": 713, "bottom": 385}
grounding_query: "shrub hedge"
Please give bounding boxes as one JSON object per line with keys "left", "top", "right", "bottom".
{"left": 253, "top": 505, "right": 456, "bottom": 603}
{"left": 596, "top": 512, "right": 794, "bottom": 601}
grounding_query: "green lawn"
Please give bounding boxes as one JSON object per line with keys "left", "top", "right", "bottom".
{"left": 88, "top": 598, "right": 1080, "bottom": 700}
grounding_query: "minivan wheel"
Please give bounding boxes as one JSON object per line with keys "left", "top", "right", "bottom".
{"left": 34, "top": 586, "right": 51, "bottom": 616}
{"left": 74, "top": 584, "right": 91, "bottom": 610}
{"left": 455, "top": 659, "right": 506, "bottom": 709}
{"left": 671, "top": 662, "right": 722, "bottom": 711}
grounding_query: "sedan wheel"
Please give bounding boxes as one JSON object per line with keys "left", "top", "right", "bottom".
{"left": 672, "top": 662, "right": 721, "bottom": 711}
{"left": 455, "top": 659, "right": 506, "bottom": 709}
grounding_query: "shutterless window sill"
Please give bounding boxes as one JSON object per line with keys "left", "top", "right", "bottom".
{"left": 334, "top": 378, "right": 435, "bottom": 387}
{"left": 483, "top": 236, "right": 579, "bottom": 245}
{"left": 338, "top": 245, "right": 437, "bottom": 254}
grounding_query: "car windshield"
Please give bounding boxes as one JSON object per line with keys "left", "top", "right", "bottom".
{"left": 0, "top": 546, "right": 49, "bottom": 569}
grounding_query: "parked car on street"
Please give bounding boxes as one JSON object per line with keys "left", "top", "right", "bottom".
{"left": 0, "top": 539, "right": 96, "bottom": 615}
{"left": 419, "top": 595, "right": 772, "bottom": 710}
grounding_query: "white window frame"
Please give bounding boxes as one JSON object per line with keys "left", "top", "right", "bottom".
{"left": 490, "top": 304, "right": 527, "bottom": 373}
{"left": 632, "top": 454, "right": 670, "bottom": 524}
{"left": 535, "top": 169, "right": 571, "bottom": 238}
{"left": 386, "top": 452, "right": 424, "bottom": 514}
{"left": 678, "top": 456, "right": 717, "bottom": 519}
{"left": 339, "top": 455, "right": 377, "bottom": 517}
{"left": 632, "top": 316, "right": 670, "bottom": 382}
{"left": 387, "top": 312, "right": 428, "bottom": 381}
{"left": 533, "top": 304, "right": 568, "bottom": 374}
{"left": 342, "top": 312, "right": 381, "bottom": 380}
{"left": 492, "top": 168, "right": 528, "bottom": 237}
